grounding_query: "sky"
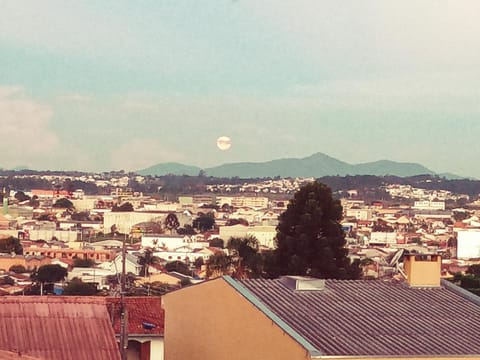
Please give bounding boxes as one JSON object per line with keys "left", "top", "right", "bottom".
{"left": 1, "top": 1, "right": 479, "bottom": 177}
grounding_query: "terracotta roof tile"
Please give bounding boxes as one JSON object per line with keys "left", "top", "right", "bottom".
{"left": 105, "top": 296, "right": 164, "bottom": 336}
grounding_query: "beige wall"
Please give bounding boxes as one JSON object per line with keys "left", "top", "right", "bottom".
{"left": 404, "top": 254, "right": 441, "bottom": 287}
{"left": 163, "top": 278, "right": 310, "bottom": 360}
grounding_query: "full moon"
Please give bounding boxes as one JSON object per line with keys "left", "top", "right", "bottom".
{"left": 216, "top": 136, "right": 232, "bottom": 151}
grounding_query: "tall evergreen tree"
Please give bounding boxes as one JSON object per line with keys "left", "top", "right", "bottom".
{"left": 165, "top": 212, "right": 180, "bottom": 234}
{"left": 271, "top": 181, "right": 359, "bottom": 279}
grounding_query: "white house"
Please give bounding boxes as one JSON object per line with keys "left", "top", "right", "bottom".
{"left": 141, "top": 234, "right": 192, "bottom": 251}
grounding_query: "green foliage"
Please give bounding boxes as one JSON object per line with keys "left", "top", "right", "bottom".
{"left": 73, "top": 257, "right": 96, "bottom": 268}
{"left": 227, "top": 236, "right": 263, "bottom": 278}
{"left": 460, "top": 275, "right": 480, "bottom": 289}
{"left": 137, "top": 248, "right": 161, "bottom": 277}
{"left": 0, "top": 237, "right": 23, "bottom": 255}
{"left": 466, "top": 264, "right": 480, "bottom": 277}
{"left": 226, "top": 218, "right": 249, "bottom": 226}
{"left": 0, "top": 276, "right": 15, "bottom": 286}
{"left": 193, "top": 214, "right": 215, "bottom": 232}
{"left": 31, "top": 264, "right": 67, "bottom": 283}
{"left": 165, "top": 260, "right": 191, "bottom": 276}
{"left": 180, "top": 277, "right": 192, "bottom": 287}
{"left": 209, "top": 238, "right": 224, "bottom": 248}
{"left": 53, "top": 197, "right": 74, "bottom": 209}
{"left": 177, "top": 224, "right": 196, "bottom": 235}
{"left": 165, "top": 213, "right": 180, "bottom": 234}
{"left": 63, "top": 278, "right": 97, "bottom": 296}
{"left": 193, "top": 257, "right": 204, "bottom": 268}
{"left": 270, "top": 181, "right": 359, "bottom": 279}
{"left": 206, "top": 252, "right": 232, "bottom": 279}
{"left": 452, "top": 211, "right": 469, "bottom": 222}
{"left": 71, "top": 211, "right": 92, "bottom": 221}
{"left": 9, "top": 264, "right": 27, "bottom": 273}
{"left": 112, "top": 202, "right": 134, "bottom": 212}
{"left": 14, "top": 191, "right": 30, "bottom": 202}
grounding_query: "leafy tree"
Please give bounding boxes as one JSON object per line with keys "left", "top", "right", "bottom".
{"left": 180, "top": 277, "right": 192, "bottom": 287}
{"left": 206, "top": 252, "right": 232, "bottom": 279}
{"left": 14, "top": 191, "right": 30, "bottom": 202}
{"left": 227, "top": 236, "right": 263, "bottom": 278}
{"left": 165, "top": 260, "right": 191, "bottom": 276}
{"left": 193, "top": 257, "right": 204, "bottom": 269}
{"left": 71, "top": 211, "right": 91, "bottom": 221}
{"left": 226, "top": 218, "right": 249, "bottom": 226}
{"left": 112, "top": 202, "right": 134, "bottom": 212}
{"left": 165, "top": 213, "right": 180, "bottom": 234}
{"left": 138, "top": 248, "right": 161, "bottom": 277}
{"left": 73, "top": 257, "right": 96, "bottom": 268}
{"left": 270, "top": 181, "right": 359, "bottom": 279}
{"left": 209, "top": 238, "right": 224, "bottom": 249}
{"left": 193, "top": 214, "right": 215, "bottom": 232}
{"left": 0, "top": 237, "right": 23, "bottom": 255}
{"left": 466, "top": 264, "right": 480, "bottom": 277}
{"left": 0, "top": 276, "right": 15, "bottom": 286}
{"left": 177, "top": 224, "right": 196, "bottom": 235}
{"left": 9, "top": 264, "right": 27, "bottom": 273}
{"left": 63, "top": 278, "right": 97, "bottom": 296}
{"left": 53, "top": 197, "right": 74, "bottom": 209}
{"left": 29, "top": 195, "right": 40, "bottom": 208}
{"left": 31, "top": 264, "right": 67, "bottom": 295}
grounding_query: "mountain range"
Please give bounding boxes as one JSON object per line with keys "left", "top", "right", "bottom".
{"left": 137, "top": 152, "right": 462, "bottom": 179}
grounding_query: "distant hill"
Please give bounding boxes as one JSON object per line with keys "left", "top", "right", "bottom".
{"left": 137, "top": 162, "right": 202, "bottom": 176}
{"left": 138, "top": 152, "right": 456, "bottom": 178}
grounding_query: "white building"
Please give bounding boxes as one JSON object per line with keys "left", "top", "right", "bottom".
{"left": 413, "top": 201, "right": 445, "bottom": 211}
{"left": 457, "top": 230, "right": 480, "bottom": 259}
{"left": 369, "top": 232, "right": 397, "bottom": 245}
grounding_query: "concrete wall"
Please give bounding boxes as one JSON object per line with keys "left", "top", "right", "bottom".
{"left": 404, "top": 254, "right": 441, "bottom": 287}
{"left": 163, "top": 277, "right": 311, "bottom": 360}
{"left": 104, "top": 212, "right": 165, "bottom": 234}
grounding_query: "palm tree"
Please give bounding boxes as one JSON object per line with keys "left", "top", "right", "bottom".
{"left": 137, "top": 248, "right": 161, "bottom": 277}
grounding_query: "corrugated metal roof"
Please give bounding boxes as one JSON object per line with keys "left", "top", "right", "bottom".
{"left": 105, "top": 296, "right": 164, "bottom": 336}
{"left": 237, "top": 278, "right": 480, "bottom": 357}
{"left": 0, "top": 296, "right": 120, "bottom": 360}
{"left": 0, "top": 350, "right": 43, "bottom": 359}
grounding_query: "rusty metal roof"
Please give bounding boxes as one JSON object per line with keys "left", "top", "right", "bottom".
{"left": 0, "top": 296, "right": 120, "bottom": 360}
{"left": 237, "top": 278, "right": 480, "bottom": 357}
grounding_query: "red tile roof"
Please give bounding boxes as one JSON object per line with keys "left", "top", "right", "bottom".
{"left": 105, "top": 296, "right": 164, "bottom": 336}
{"left": 0, "top": 296, "right": 120, "bottom": 360}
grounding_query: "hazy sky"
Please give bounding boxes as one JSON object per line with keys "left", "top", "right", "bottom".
{"left": 1, "top": 1, "right": 479, "bottom": 177}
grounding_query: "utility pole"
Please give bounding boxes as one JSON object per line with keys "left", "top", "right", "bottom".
{"left": 119, "top": 233, "right": 128, "bottom": 360}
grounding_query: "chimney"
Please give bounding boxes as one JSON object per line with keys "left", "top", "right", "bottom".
{"left": 403, "top": 253, "right": 441, "bottom": 287}
{"left": 280, "top": 276, "right": 325, "bottom": 291}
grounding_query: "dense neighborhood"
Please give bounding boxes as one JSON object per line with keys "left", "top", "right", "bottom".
{"left": 1, "top": 173, "right": 480, "bottom": 359}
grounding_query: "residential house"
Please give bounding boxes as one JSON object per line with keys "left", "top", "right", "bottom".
{"left": 112, "top": 253, "right": 142, "bottom": 275}
{"left": 0, "top": 296, "right": 120, "bottom": 360}
{"left": 141, "top": 234, "right": 192, "bottom": 250}
{"left": 0, "top": 254, "right": 51, "bottom": 272}
{"left": 163, "top": 254, "right": 480, "bottom": 360}
{"left": 218, "top": 224, "right": 249, "bottom": 242}
{"left": 68, "top": 267, "right": 117, "bottom": 290}
{"left": 24, "top": 246, "right": 116, "bottom": 262}
{"left": 106, "top": 297, "right": 164, "bottom": 360}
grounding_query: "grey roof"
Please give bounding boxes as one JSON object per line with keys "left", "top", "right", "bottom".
{"left": 236, "top": 277, "right": 480, "bottom": 357}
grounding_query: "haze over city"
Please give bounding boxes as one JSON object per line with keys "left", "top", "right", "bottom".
{"left": 1, "top": 1, "right": 479, "bottom": 177}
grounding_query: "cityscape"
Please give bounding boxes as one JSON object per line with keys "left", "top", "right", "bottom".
{"left": 2, "top": 1, "right": 480, "bottom": 360}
